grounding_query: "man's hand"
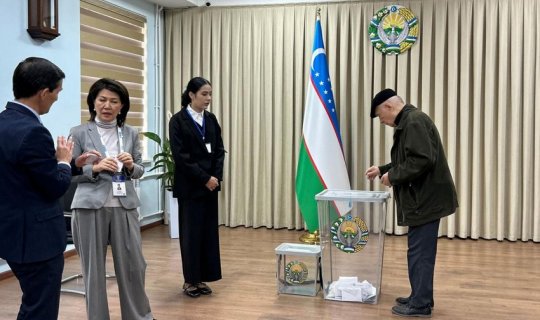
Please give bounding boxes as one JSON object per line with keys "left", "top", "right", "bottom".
{"left": 380, "top": 172, "right": 392, "bottom": 187}
{"left": 365, "top": 166, "right": 381, "bottom": 181}
{"left": 56, "top": 136, "right": 73, "bottom": 163}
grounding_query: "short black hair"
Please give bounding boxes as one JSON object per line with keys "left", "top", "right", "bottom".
{"left": 181, "top": 77, "right": 211, "bottom": 108}
{"left": 87, "top": 78, "right": 130, "bottom": 127}
{"left": 12, "top": 57, "right": 65, "bottom": 99}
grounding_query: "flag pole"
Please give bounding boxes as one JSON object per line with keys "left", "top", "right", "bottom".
{"left": 296, "top": 5, "right": 350, "bottom": 243}
{"left": 299, "top": 7, "right": 323, "bottom": 245}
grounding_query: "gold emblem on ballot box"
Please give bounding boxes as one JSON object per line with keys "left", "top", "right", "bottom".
{"left": 285, "top": 260, "right": 309, "bottom": 284}
{"left": 331, "top": 213, "right": 369, "bottom": 253}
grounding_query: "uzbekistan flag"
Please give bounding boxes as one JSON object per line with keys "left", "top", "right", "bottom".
{"left": 295, "top": 16, "right": 351, "bottom": 232}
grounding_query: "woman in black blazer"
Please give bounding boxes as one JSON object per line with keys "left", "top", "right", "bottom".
{"left": 169, "top": 77, "right": 225, "bottom": 298}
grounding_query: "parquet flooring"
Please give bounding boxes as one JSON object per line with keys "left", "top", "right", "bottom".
{"left": 0, "top": 225, "right": 539, "bottom": 319}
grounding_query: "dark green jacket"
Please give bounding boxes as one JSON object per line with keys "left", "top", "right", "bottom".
{"left": 379, "top": 105, "right": 458, "bottom": 226}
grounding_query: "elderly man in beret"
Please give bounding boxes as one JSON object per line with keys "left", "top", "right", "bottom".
{"left": 365, "top": 89, "right": 458, "bottom": 318}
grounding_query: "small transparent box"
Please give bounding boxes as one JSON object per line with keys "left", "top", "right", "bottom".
{"left": 316, "top": 189, "right": 390, "bottom": 304}
{"left": 275, "top": 243, "right": 321, "bottom": 296}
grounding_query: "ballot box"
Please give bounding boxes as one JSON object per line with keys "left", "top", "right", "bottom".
{"left": 275, "top": 243, "right": 321, "bottom": 296}
{"left": 316, "top": 190, "right": 391, "bottom": 304}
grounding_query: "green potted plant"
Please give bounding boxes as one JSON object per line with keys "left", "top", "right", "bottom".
{"left": 140, "top": 131, "right": 174, "bottom": 190}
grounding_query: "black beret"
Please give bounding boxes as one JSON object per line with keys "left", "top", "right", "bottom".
{"left": 370, "top": 88, "right": 397, "bottom": 118}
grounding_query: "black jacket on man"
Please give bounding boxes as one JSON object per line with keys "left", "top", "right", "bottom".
{"left": 379, "top": 105, "right": 458, "bottom": 226}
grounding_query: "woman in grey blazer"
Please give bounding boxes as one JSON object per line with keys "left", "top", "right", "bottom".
{"left": 69, "top": 78, "right": 153, "bottom": 320}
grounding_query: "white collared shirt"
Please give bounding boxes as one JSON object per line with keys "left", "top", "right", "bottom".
{"left": 12, "top": 100, "right": 41, "bottom": 123}
{"left": 187, "top": 105, "right": 204, "bottom": 126}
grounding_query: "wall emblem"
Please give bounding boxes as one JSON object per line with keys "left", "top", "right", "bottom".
{"left": 369, "top": 5, "right": 419, "bottom": 55}
{"left": 331, "top": 213, "right": 369, "bottom": 253}
{"left": 285, "top": 260, "right": 309, "bottom": 284}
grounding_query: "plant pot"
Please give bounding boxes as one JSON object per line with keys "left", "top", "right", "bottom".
{"left": 164, "top": 190, "right": 179, "bottom": 239}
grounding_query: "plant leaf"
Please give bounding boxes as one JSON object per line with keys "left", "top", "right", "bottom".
{"left": 140, "top": 131, "right": 162, "bottom": 146}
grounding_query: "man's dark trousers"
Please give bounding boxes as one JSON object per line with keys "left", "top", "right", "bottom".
{"left": 7, "top": 252, "right": 64, "bottom": 320}
{"left": 407, "top": 218, "right": 440, "bottom": 308}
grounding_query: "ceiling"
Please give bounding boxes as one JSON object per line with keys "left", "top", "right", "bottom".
{"left": 143, "top": 0, "right": 349, "bottom": 8}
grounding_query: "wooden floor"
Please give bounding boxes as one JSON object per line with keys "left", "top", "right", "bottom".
{"left": 0, "top": 225, "right": 539, "bottom": 320}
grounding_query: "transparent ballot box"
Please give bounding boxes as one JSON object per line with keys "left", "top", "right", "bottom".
{"left": 316, "top": 190, "right": 390, "bottom": 304}
{"left": 275, "top": 243, "right": 321, "bottom": 296}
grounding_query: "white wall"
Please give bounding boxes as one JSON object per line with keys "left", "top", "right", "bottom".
{"left": 0, "top": 1, "right": 81, "bottom": 138}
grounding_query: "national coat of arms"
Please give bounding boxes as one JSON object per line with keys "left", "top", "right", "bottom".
{"left": 285, "top": 260, "right": 309, "bottom": 284}
{"left": 369, "top": 5, "right": 419, "bottom": 54}
{"left": 330, "top": 213, "right": 369, "bottom": 253}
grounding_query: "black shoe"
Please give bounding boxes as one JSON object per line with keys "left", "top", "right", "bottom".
{"left": 396, "top": 297, "right": 434, "bottom": 309}
{"left": 391, "top": 304, "right": 432, "bottom": 318}
{"left": 196, "top": 282, "right": 212, "bottom": 295}
{"left": 183, "top": 283, "right": 200, "bottom": 298}
{"left": 396, "top": 296, "right": 410, "bottom": 306}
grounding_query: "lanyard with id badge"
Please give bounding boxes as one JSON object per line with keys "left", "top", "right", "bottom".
{"left": 102, "top": 126, "right": 128, "bottom": 197}
{"left": 112, "top": 172, "right": 127, "bottom": 197}
{"left": 189, "top": 109, "right": 212, "bottom": 153}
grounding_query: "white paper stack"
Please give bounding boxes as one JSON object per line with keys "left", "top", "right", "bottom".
{"left": 326, "top": 276, "right": 377, "bottom": 302}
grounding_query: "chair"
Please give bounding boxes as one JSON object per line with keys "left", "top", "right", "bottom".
{"left": 62, "top": 181, "right": 77, "bottom": 244}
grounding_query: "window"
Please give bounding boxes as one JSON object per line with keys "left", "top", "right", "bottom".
{"left": 80, "top": 0, "right": 146, "bottom": 132}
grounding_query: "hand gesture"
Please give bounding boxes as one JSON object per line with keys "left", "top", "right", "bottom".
{"left": 56, "top": 136, "right": 74, "bottom": 163}
{"left": 75, "top": 150, "right": 102, "bottom": 168}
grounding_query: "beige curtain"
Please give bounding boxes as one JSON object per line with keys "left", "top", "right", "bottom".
{"left": 164, "top": 0, "right": 540, "bottom": 242}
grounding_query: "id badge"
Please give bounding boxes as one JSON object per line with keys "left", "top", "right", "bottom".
{"left": 205, "top": 142, "right": 212, "bottom": 153}
{"left": 112, "top": 173, "right": 127, "bottom": 197}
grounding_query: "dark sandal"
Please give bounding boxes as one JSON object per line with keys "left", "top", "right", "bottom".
{"left": 196, "top": 282, "right": 212, "bottom": 295}
{"left": 183, "top": 283, "right": 200, "bottom": 298}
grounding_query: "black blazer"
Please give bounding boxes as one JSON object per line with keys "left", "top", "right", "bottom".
{"left": 169, "top": 107, "right": 225, "bottom": 199}
{"left": 0, "top": 102, "right": 71, "bottom": 263}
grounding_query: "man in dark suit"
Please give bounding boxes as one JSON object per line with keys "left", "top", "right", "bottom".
{"left": 0, "top": 57, "right": 74, "bottom": 319}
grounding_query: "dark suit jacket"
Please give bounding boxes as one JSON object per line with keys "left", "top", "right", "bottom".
{"left": 379, "top": 105, "right": 458, "bottom": 227}
{"left": 0, "top": 102, "right": 72, "bottom": 263}
{"left": 169, "top": 107, "right": 225, "bottom": 199}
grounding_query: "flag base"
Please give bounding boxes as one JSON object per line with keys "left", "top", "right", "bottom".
{"left": 299, "top": 230, "right": 320, "bottom": 244}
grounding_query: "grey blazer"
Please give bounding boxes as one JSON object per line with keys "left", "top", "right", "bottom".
{"left": 69, "top": 122, "right": 144, "bottom": 210}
